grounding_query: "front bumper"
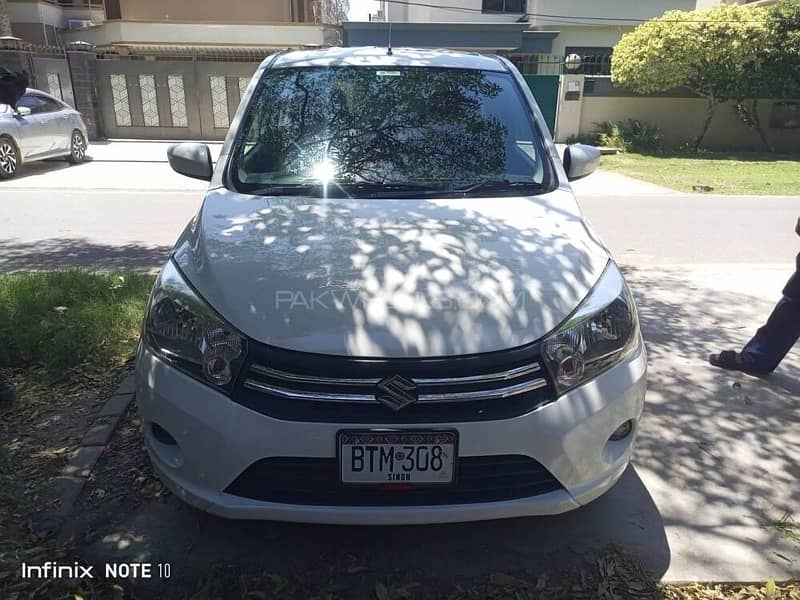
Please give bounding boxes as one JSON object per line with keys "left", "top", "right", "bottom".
{"left": 135, "top": 342, "right": 647, "bottom": 524}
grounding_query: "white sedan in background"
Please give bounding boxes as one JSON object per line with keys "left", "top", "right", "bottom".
{"left": 0, "top": 88, "right": 88, "bottom": 179}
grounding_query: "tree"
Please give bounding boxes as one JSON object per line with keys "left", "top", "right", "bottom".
{"left": 0, "top": 0, "right": 12, "bottom": 38}
{"left": 611, "top": 5, "right": 768, "bottom": 150}
{"left": 733, "top": 0, "right": 800, "bottom": 151}
{"left": 311, "top": 0, "right": 350, "bottom": 25}
{"left": 763, "top": 0, "right": 800, "bottom": 100}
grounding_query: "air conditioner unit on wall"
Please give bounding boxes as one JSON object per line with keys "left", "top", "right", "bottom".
{"left": 65, "top": 19, "right": 94, "bottom": 30}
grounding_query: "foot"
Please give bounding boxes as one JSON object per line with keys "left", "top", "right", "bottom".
{"left": 0, "top": 373, "right": 15, "bottom": 402}
{"left": 708, "top": 350, "right": 770, "bottom": 375}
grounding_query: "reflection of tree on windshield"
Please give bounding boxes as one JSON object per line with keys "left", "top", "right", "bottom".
{"left": 236, "top": 67, "right": 508, "bottom": 185}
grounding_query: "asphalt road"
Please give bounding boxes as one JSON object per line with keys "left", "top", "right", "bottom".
{"left": 0, "top": 188, "right": 797, "bottom": 270}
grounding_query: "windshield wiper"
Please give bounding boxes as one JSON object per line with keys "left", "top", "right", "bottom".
{"left": 238, "top": 182, "right": 443, "bottom": 198}
{"left": 443, "top": 179, "right": 546, "bottom": 196}
{"left": 238, "top": 183, "right": 323, "bottom": 197}
{"left": 238, "top": 180, "right": 545, "bottom": 199}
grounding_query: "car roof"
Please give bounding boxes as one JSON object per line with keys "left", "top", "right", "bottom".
{"left": 24, "top": 88, "right": 65, "bottom": 104}
{"left": 268, "top": 46, "right": 508, "bottom": 72}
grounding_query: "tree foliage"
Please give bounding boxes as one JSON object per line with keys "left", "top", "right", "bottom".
{"left": 611, "top": 4, "right": 769, "bottom": 149}
{"left": 762, "top": 0, "right": 800, "bottom": 99}
{"left": 311, "top": 0, "right": 350, "bottom": 24}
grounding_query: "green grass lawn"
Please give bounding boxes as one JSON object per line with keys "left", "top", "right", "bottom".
{"left": 0, "top": 271, "right": 154, "bottom": 377}
{"left": 600, "top": 152, "right": 800, "bottom": 195}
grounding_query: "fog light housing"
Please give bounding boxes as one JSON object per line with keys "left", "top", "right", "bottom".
{"left": 151, "top": 422, "right": 178, "bottom": 446}
{"left": 609, "top": 419, "right": 634, "bottom": 442}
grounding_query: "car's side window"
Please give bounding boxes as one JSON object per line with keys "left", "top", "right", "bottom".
{"left": 39, "top": 97, "right": 64, "bottom": 113}
{"left": 16, "top": 94, "right": 61, "bottom": 115}
{"left": 16, "top": 94, "right": 46, "bottom": 114}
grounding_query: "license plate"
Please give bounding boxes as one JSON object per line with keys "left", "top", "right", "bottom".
{"left": 338, "top": 430, "right": 457, "bottom": 485}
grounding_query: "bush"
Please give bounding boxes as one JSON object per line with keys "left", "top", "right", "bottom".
{"left": 565, "top": 132, "right": 597, "bottom": 145}
{"left": 593, "top": 119, "right": 664, "bottom": 153}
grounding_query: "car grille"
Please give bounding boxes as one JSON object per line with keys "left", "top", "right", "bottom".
{"left": 224, "top": 455, "right": 564, "bottom": 506}
{"left": 232, "top": 341, "right": 556, "bottom": 423}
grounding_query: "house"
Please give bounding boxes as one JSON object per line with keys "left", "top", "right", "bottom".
{"left": 6, "top": 0, "right": 106, "bottom": 46}
{"left": 7, "top": 0, "right": 339, "bottom": 53}
{"left": 344, "top": 0, "right": 758, "bottom": 75}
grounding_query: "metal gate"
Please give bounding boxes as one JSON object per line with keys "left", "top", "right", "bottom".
{"left": 523, "top": 74, "right": 559, "bottom": 136}
{"left": 95, "top": 58, "right": 260, "bottom": 140}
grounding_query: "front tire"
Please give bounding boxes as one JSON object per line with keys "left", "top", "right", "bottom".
{"left": 0, "top": 136, "right": 19, "bottom": 180}
{"left": 66, "top": 130, "right": 87, "bottom": 164}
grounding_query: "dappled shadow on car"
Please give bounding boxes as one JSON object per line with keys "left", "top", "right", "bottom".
{"left": 0, "top": 237, "right": 169, "bottom": 271}
{"left": 175, "top": 189, "right": 604, "bottom": 356}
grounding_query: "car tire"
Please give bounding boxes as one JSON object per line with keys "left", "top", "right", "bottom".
{"left": 66, "top": 130, "right": 87, "bottom": 164}
{"left": 0, "top": 136, "right": 19, "bottom": 180}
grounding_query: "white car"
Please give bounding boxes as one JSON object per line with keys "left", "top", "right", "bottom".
{"left": 136, "top": 47, "right": 647, "bottom": 524}
{"left": 0, "top": 88, "right": 88, "bottom": 179}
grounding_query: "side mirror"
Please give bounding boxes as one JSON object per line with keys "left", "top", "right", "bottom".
{"left": 563, "top": 144, "right": 600, "bottom": 181}
{"left": 14, "top": 106, "right": 32, "bottom": 117}
{"left": 167, "top": 142, "right": 213, "bottom": 181}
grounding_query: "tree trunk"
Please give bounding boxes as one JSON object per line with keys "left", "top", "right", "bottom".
{"left": 0, "top": 0, "right": 12, "bottom": 38}
{"left": 734, "top": 99, "right": 774, "bottom": 152}
{"left": 693, "top": 94, "right": 717, "bottom": 152}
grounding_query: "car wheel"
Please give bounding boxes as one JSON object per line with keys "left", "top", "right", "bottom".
{"left": 66, "top": 130, "right": 87, "bottom": 164}
{"left": 0, "top": 136, "right": 19, "bottom": 180}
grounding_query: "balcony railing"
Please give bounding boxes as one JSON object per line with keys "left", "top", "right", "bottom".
{"left": 47, "top": 0, "right": 105, "bottom": 7}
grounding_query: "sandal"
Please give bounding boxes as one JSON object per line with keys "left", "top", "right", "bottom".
{"left": 708, "top": 350, "right": 767, "bottom": 375}
{"left": 0, "top": 373, "right": 15, "bottom": 402}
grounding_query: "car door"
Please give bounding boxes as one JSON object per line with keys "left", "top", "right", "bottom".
{"left": 14, "top": 93, "right": 54, "bottom": 158}
{"left": 28, "top": 94, "right": 69, "bottom": 156}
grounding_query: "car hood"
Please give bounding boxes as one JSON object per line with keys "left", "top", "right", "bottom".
{"left": 173, "top": 187, "right": 609, "bottom": 358}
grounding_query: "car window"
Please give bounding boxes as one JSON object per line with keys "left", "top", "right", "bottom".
{"left": 230, "top": 66, "right": 551, "bottom": 197}
{"left": 17, "top": 94, "right": 62, "bottom": 114}
{"left": 39, "top": 96, "right": 64, "bottom": 113}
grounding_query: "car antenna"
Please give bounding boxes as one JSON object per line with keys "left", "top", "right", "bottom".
{"left": 387, "top": 19, "right": 393, "bottom": 56}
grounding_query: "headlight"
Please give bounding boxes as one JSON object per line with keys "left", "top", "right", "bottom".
{"left": 542, "top": 262, "right": 639, "bottom": 394}
{"left": 144, "top": 260, "right": 247, "bottom": 390}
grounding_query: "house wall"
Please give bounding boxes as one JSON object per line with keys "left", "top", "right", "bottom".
{"left": 115, "top": 0, "right": 313, "bottom": 23}
{"left": 383, "top": 0, "right": 702, "bottom": 24}
{"left": 384, "top": 0, "right": 522, "bottom": 22}
{"left": 526, "top": 0, "right": 698, "bottom": 25}
{"left": 60, "top": 21, "right": 335, "bottom": 47}
{"left": 546, "top": 25, "right": 634, "bottom": 57}
{"left": 9, "top": 0, "right": 105, "bottom": 44}
{"left": 577, "top": 95, "right": 799, "bottom": 152}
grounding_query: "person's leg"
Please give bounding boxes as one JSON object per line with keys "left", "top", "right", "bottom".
{"left": 0, "top": 372, "right": 15, "bottom": 402}
{"left": 710, "top": 255, "right": 800, "bottom": 374}
{"left": 740, "top": 295, "right": 800, "bottom": 373}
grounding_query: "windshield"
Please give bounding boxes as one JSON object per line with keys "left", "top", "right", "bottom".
{"left": 229, "top": 66, "right": 551, "bottom": 197}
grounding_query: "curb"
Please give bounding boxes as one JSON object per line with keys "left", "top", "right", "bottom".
{"left": 37, "top": 372, "right": 136, "bottom": 538}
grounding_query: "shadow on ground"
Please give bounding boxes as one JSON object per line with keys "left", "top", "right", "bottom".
{"left": 0, "top": 237, "right": 170, "bottom": 270}
{"left": 68, "top": 267, "right": 799, "bottom": 597}
{"left": 628, "top": 267, "right": 800, "bottom": 579}
{"left": 77, "top": 465, "right": 665, "bottom": 599}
